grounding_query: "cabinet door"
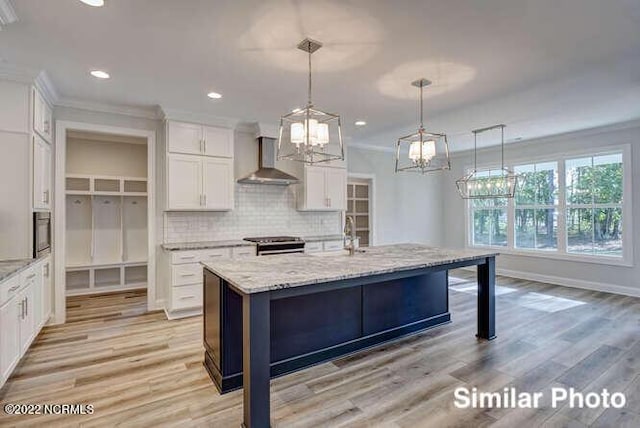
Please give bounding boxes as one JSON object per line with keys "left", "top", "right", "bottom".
{"left": 304, "top": 166, "right": 328, "bottom": 210}
{"left": 167, "top": 154, "right": 202, "bottom": 209}
{"left": 0, "top": 299, "right": 20, "bottom": 382}
{"left": 33, "top": 135, "right": 51, "bottom": 210}
{"left": 202, "top": 158, "right": 234, "bottom": 210}
{"left": 167, "top": 121, "right": 203, "bottom": 155}
{"left": 325, "top": 168, "right": 347, "bottom": 210}
{"left": 41, "top": 258, "right": 51, "bottom": 324}
{"left": 18, "top": 284, "right": 35, "bottom": 354}
{"left": 203, "top": 126, "right": 233, "bottom": 158}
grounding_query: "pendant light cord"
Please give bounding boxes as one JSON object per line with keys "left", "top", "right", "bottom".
{"left": 419, "top": 84, "right": 424, "bottom": 129}
{"left": 473, "top": 131, "right": 477, "bottom": 172}
{"left": 501, "top": 125, "right": 505, "bottom": 171}
{"left": 307, "top": 41, "right": 312, "bottom": 107}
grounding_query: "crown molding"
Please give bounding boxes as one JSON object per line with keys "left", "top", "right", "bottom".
{"left": 159, "top": 107, "right": 242, "bottom": 129}
{"left": 34, "top": 71, "right": 59, "bottom": 105}
{"left": 348, "top": 142, "right": 395, "bottom": 153}
{"left": 0, "top": 0, "right": 17, "bottom": 30}
{"left": 0, "top": 62, "right": 39, "bottom": 83}
{"left": 56, "top": 97, "right": 161, "bottom": 120}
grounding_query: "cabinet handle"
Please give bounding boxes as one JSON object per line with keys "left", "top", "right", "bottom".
{"left": 328, "top": 197, "right": 331, "bottom": 207}
{"left": 203, "top": 194, "right": 207, "bottom": 206}
{"left": 20, "top": 299, "right": 25, "bottom": 319}
{"left": 25, "top": 297, "right": 28, "bottom": 317}
{"left": 44, "top": 264, "right": 49, "bottom": 277}
{"left": 180, "top": 273, "right": 196, "bottom": 277}
{"left": 8, "top": 285, "right": 20, "bottom": 292}
{"left": 26, "top": 273, "right": 36, "bottom": 280}
{"left": 179, "top": 295, "right": 196, "bottom": 300}
{"left": 44, "top": 190, "right": 50, "bottom": 204}
{"left": 179, "top": 255, "right": 196, "bottom": 260}
{"left": 200, "top": 139, "right": 205, "bottom": 153}
{"left": 204, "top": 140, "right": 207, "bottom": 153}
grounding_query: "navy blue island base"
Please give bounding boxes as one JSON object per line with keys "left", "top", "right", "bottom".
{"left": 203, "top": 255, "right": 496, "bottom": 428}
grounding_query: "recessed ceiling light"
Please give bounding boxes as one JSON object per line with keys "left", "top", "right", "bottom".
{"left": 207, "top": 92, "right": 222, "bottom": 99}
{"left": 90, "top": 70, "right": 110, "bottom": 79}
{"left": 80, "top": 0, "right": 104, "bottom": 6}
{"left": 355, "top": 120, "right": 367, "bottom": 126}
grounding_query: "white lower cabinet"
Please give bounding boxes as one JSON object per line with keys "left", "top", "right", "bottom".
{"left": 304, "top": 240, "right": 345, "bottom": 253}
{"left": 0, "top": 256, "right": 51, "bottom": 388}
{"left": 164, "top": 246, "right": 256, "bottom": 319}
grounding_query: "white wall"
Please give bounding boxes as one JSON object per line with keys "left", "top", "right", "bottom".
{"left": 347, "top": 146, "right": 444, "bottom": 246}
{"left": 441, "top": 122, "right": 640, "bottom": 296}
{"left": 66, "top": 138, "right": 148, "bottom": 177}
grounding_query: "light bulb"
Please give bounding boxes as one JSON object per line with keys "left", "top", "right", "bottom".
{"left": 316, "top": 123, "right": 329, "bottom": 145}
{"left": 291, "top": 122, "right": 304, "bottom": 145}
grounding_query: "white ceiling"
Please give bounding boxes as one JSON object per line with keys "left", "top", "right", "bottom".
{"left": 2, "top": 0, "right": 639, "bottom": 150}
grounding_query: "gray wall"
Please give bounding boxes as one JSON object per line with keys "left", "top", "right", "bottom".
{"left": 441, "top": 122, "right": 640, "bottom": 296}
{"left": 347, "top": 147, "right": 444, "bottom": 246}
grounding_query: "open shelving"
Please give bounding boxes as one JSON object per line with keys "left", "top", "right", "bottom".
{"left": 65, "top": 173, "right": 148, "bottom": 296}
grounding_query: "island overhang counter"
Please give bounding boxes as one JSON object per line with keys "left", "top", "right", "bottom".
{"left": 201, "top": 243, "right": 499, "bottom": 428}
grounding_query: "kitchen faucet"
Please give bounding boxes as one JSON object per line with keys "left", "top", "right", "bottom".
{"left": 344, "top": 215, "right": 356, "bottom": 256}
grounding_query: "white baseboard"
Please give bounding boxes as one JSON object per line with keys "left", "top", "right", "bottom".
{"left": 457, "top": 266, "right": 640, "bottom": 298}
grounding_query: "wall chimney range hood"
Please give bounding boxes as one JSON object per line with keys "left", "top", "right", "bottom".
{"left": 237, "top": 137, "right": 299, "bottom": 185}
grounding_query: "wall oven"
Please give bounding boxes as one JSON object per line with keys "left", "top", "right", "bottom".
{"left": 33, "top": 212, "right": 51, "bottom": 258}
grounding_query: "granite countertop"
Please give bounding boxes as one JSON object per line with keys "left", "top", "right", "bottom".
{"left": 162, "top": 240, "right": 257, "bottom": 251}
{"left": 202, "top": 243, "right": 499, "bottom": 294}
{"left": 303, "top": 234, "right": 344, "bottom": 242}
{"left": 0, "top": 259, "right": 38, "bottom": 282}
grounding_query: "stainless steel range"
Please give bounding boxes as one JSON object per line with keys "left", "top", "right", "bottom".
{"left": 243, "top": 236, "right": 305, "bottom": 256}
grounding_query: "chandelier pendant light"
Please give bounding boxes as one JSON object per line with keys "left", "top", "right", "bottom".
{"left": 455, "top": 124, "right": 518, "bottom": 199}
{"left": 395, "top": 78, "right": 450, "bottom": 174}
{"left": 277, "top": 38, "right": 344, "bottom": 164}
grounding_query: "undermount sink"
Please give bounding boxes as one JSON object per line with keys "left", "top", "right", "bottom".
{"left": 309, "top": 249, "right": 367, "bottom": 257}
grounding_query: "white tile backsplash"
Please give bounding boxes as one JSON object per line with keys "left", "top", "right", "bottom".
{"left": 164, "top": 184, "right": 342, "bottom": 243}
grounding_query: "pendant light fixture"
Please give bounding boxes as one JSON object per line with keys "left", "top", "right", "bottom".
{"left": 395, "top": 78, "right": 450, "bottom": 174}
{"left": 455, "top": 124, "right": 518, "bottom": 199}
{"left": 277, "top": 38, "right": 344, "bottom": 164}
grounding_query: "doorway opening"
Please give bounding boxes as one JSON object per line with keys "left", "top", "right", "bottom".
{"left": 347, "top": 176, "right": 374, "bottom": 247}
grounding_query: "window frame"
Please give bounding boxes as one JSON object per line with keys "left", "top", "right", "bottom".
{"left": 465, "top": 144, "right": 633, "bottom": 267}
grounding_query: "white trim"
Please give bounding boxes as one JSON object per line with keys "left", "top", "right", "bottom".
{"left": 347, "top": 172, "right": 377, "bottom": 246}
{"left": 348, "top": 142, "right": 396, "bottom": 153}
{"left": 497, "top": 268, "right": 640, "bottom": 298}
{"left": 54, "top": 121, "right": 157, "bottom": 324}
{"left": 458, "top": 266, "right": 640, "bottom": 298}
{"left": 0, "top": 0, "right": 17, "bottom": 28}
{"left": 34, "top": 71, "right": 59, "bottom": 106}
{"left": 55, "top": 98, "right": 161, "bottom": 120}
{"left": 159, "top": 107, "right": 241, "bottom": 129}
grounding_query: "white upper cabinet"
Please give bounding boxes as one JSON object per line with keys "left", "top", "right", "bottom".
{"left": 32, "top": 87, "right": 53, "bottom": 143}
{"left": 203, "top": 126, "right": 233, "bottom": 158}
{"left": 33, "top": 134, "right": 52, "bottom": 211}
{"left": 167, "top": 121, "right": 202, "bottom": 155}
{"left": 168, "top": 154, "right": 202, "bottom": 210}
{"left": 165, "top": 120, "right": 235, "bottom": 211}
{"left": 202, "top": 158, "right": 234, "bottom": 210}
{"left": 325, "top": 167, "right": 347, "bottom": 210}
{"left": 298, "top": 165, "right": 347, "bottom": 211}
{"left": 167, "top": 121, "right": 233, "bottom": 158}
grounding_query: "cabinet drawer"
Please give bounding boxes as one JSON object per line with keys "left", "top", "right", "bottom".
{"left": 172, "top": 283, "right": 202, "bottom": 311}
{"left": 201, "top": 248, "right": 232, "bottom": 261}
{"left": 304, "top": 242, "right": 323, "bottom": 253}
{"left": 171, "top": 250, "right": 202, "bottom": 265}
{"left": 0, "top": 276, "right": 21, "bottom": 307}
{"left": 232, "top": 247, "right": 256, "bottom": 258}
{"left": 171, "top": 264, "right": 202, "bottom": 286}
{"left": 323, "top": 240, "right": 344, "bottom": 251}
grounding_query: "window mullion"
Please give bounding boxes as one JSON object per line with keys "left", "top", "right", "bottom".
{"left": 557, "top": 158, "right": 567, "bottom": 254}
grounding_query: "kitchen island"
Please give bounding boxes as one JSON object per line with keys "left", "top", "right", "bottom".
{"left": 202, "top": 244, "right": 498, "bottom": 428}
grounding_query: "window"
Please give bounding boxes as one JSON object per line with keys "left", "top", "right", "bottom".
{"left": 566, "top": 154, "right": 623, "bottom": 256}
{"left": 514, "top": 162, "right": 558, "bottom": 251}
{"left": 470, "top": 169, "right": 508, "bottom": 247}
{"left": 347, "top": 181, "right": 371, "bottom": 247}
{"left": 468, "top": 148, "right": 629, "bottom": 264}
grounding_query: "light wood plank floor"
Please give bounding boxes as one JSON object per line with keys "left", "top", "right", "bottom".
{"left": 1, "top": 272, "right": 639, "bottom": 427}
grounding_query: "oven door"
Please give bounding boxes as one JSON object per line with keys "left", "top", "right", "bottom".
{"left": 34, "top": 212, "right": 51, "bottom": 257}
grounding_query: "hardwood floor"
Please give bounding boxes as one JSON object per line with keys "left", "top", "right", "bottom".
{"left": 1, "top": 273, "right": 639, "bottom": 427}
